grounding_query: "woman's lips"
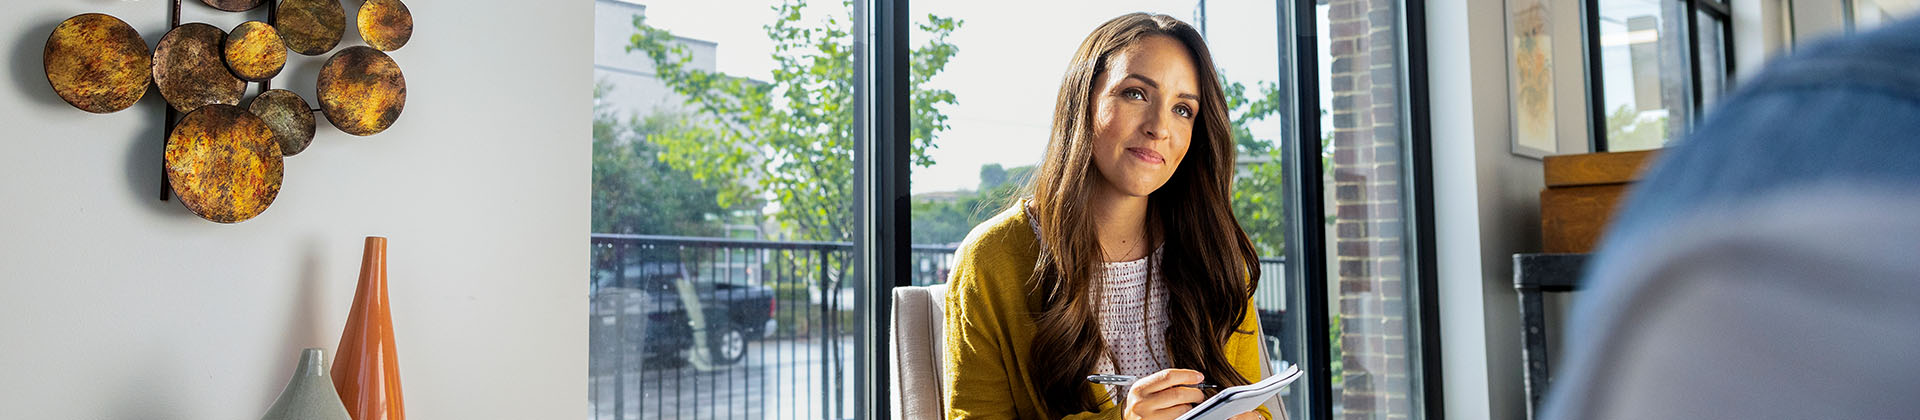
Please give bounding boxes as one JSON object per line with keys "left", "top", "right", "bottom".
{"left": 1127, "top": 147, "right": 1165, "bottom": 164}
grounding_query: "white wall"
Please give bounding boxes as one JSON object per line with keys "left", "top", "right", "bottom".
{"left": 1734, "top": 0, "right": 1792, "bottom": 82}
{"left": 1427, "top": 0, "right": 1553, "bottom": 419}
{"left": 0, "top": 1, "right": 588, "bottom": 418}
{"left": 1790, "top": 0, "right": 1850, "bottom": 44}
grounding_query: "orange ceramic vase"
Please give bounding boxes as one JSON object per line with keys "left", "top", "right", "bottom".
{"left": 333, "top": 236, "right": 405, "bottom": 420}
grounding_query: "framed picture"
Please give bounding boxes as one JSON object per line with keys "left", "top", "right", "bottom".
{"left": 1507, "top": 0, "right": 1558, "bottom": 159}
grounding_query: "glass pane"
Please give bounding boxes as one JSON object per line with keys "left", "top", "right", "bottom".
{"left": 907, "top": 0, "right": 1303, "bottom": 417}
{"left": 1597, "top": 0, "right": 1693, "bottom": 151}
{"left": 1317, "top": 0, "right": 1425, "bottom": 417}
{"left": 590, "top": 1, "right": 863, "bottom": 418}
{"left": 1696, "top": 11, "right": 1728, "bottom": 111}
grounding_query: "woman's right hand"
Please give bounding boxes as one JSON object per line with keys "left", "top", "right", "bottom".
{"left": 1123, "top": 369, "right": 1207, "bottom": 420}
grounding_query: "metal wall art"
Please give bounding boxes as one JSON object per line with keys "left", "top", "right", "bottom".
{"left": 202, "top": 0, "right": 266, "bottom": 13}
{"left": 225, "top": 21, "right": 287, "bottom": 81}
{"left": 165, "top": 104, "right": 283, "bottom": 224}
{"left": 251, "top": 89, "right": 317, "bottom": 156}
{"left": 278, "top": 0, "right": 345, "bottom": 56}
{"left": 44, "top": 14, "right": 151, "bottom": 114}
{"left": 356, "top": 0, "right": 411, "bottom": 52}
{"left": 155, "top": 22, "right": 247, "bottom": 112}
{"left": 41, "top": 0, "right": 417, "bottom": 224}
{"left": 318, "top": 46, "right": 405, "bottom": 136}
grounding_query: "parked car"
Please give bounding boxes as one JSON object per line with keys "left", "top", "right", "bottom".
{"left": 593, "top": 262, "right": 777, "bottom": 367}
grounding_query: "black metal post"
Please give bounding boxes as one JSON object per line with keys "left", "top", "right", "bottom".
{"left": 1686, "top": 0, "right": 1706, "bottom": 120}
{"left": 262, "top": 0, "right": 277, "bottom": 93}
{"left": 1512, "top": 253, "right": 1587, "bottom": 420}
{"left": 1404, "top": 0, "right": 1446, "bottom": 417}
{"left": 1584, "top": 0, "right": 1608, "bottom": 152}
{"left": 818, "top": 248, "right": 835, "bottom": 417}
{"left": 857, "top": 0, "right": 911, "bottom": 418}
{"left": 1286, "top": 0, "right": 1331, "bottom": 418}
{"left": 161, "top": 0, "right": 182, "bottom": 201}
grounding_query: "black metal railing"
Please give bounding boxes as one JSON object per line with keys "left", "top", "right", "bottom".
{"left": 590, "top": 234, "right": 856, "bottom": 420}
{"left": 588, "top": 233, "right": 1284, "bottom": 419}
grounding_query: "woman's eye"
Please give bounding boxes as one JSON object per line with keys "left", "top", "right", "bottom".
{"left": 1122, "top": 88, "right": 1145, "bottom": 101}
{"left": 1174, "top": 104, "right": 1193, "bottom": 118}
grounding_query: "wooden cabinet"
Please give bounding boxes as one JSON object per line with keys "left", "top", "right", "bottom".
{"left": 1540, "top": 151, "right": 1656, "bottom": 253}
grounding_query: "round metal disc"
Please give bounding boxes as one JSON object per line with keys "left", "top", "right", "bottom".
{"left": 277, "top": 0, "right": 345, "bottom": 56}
{"left": 44, "top": 14, "right": 150, "bottom": 114}
{"left": 358, "top": 0, "right": 413, "bottom": 52}
{"left": 250, "top": 89, "right": 316, "bottom": 156}
{"left": 154, "top": 23, "right": 246, "bottom": 113}
{"left": 318, "top": 46, "right": 406, "bottom": 136}
{"left": 224, "top": 21, "right": 286, "bottom": 81}
{"left": 201, "top": 0, "right": 265, "bottom": 12}
{"left": 165, "top": 104, "right": 284, "bottom": 224}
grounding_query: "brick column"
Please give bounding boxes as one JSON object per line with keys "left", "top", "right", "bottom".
{"left": 1327, "top": 0, "right": 1411, "bottom": 418}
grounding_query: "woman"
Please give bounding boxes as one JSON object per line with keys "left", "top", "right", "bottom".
{"left": 942, "top": 13, "right": 1281, "bottom": 420}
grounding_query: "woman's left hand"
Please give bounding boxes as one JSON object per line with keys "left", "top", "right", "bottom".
{"left": 1227, "top": 412, "right": 1263, "bottom": 420}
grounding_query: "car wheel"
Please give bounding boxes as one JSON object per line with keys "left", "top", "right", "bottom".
{"left": 708, "top": 323, "right": 748, "bottom": 366}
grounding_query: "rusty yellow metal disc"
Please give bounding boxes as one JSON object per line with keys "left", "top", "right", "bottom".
{"left": 249, "top": 89, "right": 316, "bottom": 156}
{"left": 358, "top": 0, "right": 413, "bottom": 52}
{"left": 277, "top": 0, "right": 345, "bottom": 56}
{"left": 224, "top": 21, "right": 286, "bottom": 81}
{"left": 154, "top": 23, "right": 246, "bottom": 113}
{"left": 202, "top": 0, "right": 265, "bottom": 12}
{"left": 165, "top": 104, "right": 284, "bottom": 224}
{"left": 44, "top": 14, "right": 150, "bottom": 114}
{"left": 318, "top": 46, "right": 405, "bottom": 136}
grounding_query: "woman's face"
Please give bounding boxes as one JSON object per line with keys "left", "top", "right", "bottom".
{"left": 1088, "top": 34, "right": 1200, "bottom": 199}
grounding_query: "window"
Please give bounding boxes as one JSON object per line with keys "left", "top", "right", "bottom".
{"left": 590, "top": 0, "right": 867, "bottom": 418}
{"left": 1587, "top": 0, "right": 1734, "bottom": 151}
{"left": 905, "top": 0, "right": 1306, "bottom": 415}
{"left": 591, "top": 1, "right": 1436, "bottom": 419}
{"left": 1694, "top": 7, "right": 1728, "bottom": 110}
{"left": 1309, "top": 0, "right": 1435, "bottom": 418}
{"left": 1688, "top": 1, "right": 1733, "bottom": 115}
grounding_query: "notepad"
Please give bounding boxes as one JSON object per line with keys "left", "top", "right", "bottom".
{"left": 1172, "top": 364, "right": 1303, "bottom": 420}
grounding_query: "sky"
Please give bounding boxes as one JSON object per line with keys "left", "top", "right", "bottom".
{"left": 626, "top": 0, "right": 1291, "bottom": 194}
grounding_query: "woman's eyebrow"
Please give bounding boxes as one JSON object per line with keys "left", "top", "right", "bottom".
{"left": 1124, "top": 73, "right": 1201, "bottom": 101}
{"left": 1124, "top": 73, "right": 1160, "bottom": 88}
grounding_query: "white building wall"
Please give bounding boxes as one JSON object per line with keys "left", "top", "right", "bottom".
{"left": 594, "top": 0, "right": 720, "bottom": 121}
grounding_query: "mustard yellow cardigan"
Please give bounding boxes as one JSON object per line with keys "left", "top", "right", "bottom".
{"left": 941, "top": 204, "right": 1276, "bottom": 419}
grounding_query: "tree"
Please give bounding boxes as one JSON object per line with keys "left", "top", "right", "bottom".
{"left": 626, "top": 0, "right": 961, "bottom": 243}
{"left": 591, "top": 80, "right": 730, "bottom": 237}
{"left": 1605, "top": 104, "right": 1669, "bottom": 148}
{"left": 1222, "top": 76, "right": 1291, "bottom": 256}
{"left": 979, "top": 163, "right": 1008, "bottom": 191}
{"left": 910, "top": 164, "right": 1034, "bottom": 245}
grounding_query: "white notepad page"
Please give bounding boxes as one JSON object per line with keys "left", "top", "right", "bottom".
{"left": 1172, "top": 364, "right": 1303, "bottom": 420}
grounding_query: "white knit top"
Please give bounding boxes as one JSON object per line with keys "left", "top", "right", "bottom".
{"left": 1025, "top": 207, "right": 1171, "bottom": 404}
{"left": 1093, "top": 248, "right": 1171, "bottom": 402}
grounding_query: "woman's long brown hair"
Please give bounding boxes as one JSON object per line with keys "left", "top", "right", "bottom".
{"left": 1023, "top": 12, "right": 1262, "bottom": 416}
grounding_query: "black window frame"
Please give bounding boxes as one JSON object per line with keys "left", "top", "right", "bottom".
{"left": 1585, "top": 0, "right": 1737, "bottom": 152}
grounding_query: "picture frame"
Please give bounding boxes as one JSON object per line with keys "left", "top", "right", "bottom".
{"left": 1507, "top": 0, "right": 1558, "bottom": 159}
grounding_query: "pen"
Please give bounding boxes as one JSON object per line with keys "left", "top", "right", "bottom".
{"left": 1086, "top": 374, "right": 1221, "bottom": 389}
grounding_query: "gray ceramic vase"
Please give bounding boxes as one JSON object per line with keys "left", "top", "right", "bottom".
{"left": 261, "top": 348, "right": 353, "bottom": 420}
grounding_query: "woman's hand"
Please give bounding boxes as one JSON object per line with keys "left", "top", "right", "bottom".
{"left": 1123, "top": 369, "right": 1207, "bottom": 420}
{"left": 1123, "top": 368, "right": 1266, "bottom": 420}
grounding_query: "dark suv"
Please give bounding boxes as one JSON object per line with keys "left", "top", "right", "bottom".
{"left": 593, "top": 263, "right": 777, "bottom": 367}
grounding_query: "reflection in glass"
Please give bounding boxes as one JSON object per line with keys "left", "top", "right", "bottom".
{"left": 1696, "top": 10, "right": 1728, "bottom": 112}
{"left": 589, "top": 0, "right": 878, "bottom": 418}
{"left": 1596, "top": 0, "right": 1692, "bottom": 151}
{"left": 1318, "top": 0, "right": 1425, "bottom": 418}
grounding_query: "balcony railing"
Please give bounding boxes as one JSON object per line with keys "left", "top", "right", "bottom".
{"left": 588, "top": 233, "right": 1285, "bottom": 420}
